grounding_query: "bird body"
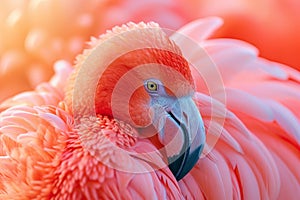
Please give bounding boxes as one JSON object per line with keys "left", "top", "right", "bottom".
{"left": 0, "top": 17, "right": 299, "bottom": 199}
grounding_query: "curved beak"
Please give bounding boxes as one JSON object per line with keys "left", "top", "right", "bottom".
{"left": 152, "top": 97, "right": 205, "bottom": 180}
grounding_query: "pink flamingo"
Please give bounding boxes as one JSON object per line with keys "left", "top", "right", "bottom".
{"left": 0, "top": 17, "right": 299, "bottom": 199}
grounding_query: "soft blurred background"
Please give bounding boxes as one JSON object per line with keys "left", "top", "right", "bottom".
{"left": 1, "top": 0, "right": 299, "bottom": 102}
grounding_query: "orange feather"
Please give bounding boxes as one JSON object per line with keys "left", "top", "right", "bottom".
{"left": 0, "top": 18, "right": 299, "bottom": 199}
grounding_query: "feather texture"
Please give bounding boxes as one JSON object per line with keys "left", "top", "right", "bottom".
{"left": 0, "top": 18, "right": 299, "bottom": 199}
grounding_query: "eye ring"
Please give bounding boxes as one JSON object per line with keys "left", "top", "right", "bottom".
{"left": 146, "top": 81, "right": 158, "bottom": 91}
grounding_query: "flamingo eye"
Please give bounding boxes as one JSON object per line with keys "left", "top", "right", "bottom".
{"left": 146, "top": 81, "right": 158, "bottom": 91}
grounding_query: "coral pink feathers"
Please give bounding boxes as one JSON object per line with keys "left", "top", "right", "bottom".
{"left": 0, "top": 18, "right": 299, "bottom": 199}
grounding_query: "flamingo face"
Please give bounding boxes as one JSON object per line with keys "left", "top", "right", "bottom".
{"left": 67, "top": 22, "right": 207, "bottom": 182}
{"left": 143, "top": 78, "right": 205, "bottom": 180}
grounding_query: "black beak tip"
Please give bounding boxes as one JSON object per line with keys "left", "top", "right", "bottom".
{"left": 168, "top": 144, "right": 204, "bottom": 181}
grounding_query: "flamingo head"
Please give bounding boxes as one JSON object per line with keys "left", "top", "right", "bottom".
{"left": 67, "top": 22, "right": 206, "bottom": 180}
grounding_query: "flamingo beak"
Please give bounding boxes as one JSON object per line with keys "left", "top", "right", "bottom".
{"left": 152, "top": 97, "right": 205, "bottom": 180}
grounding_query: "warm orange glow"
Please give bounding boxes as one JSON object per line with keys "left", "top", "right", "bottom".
{"left": 1, "top": 0, "right": 299, "bottom": 101}
{"left": 0, "top": 14, "right": 299, "bottom": 199}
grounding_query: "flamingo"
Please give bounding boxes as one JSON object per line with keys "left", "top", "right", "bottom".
{"left": 0, "top": 17, "right": 299, "bottom": 199}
